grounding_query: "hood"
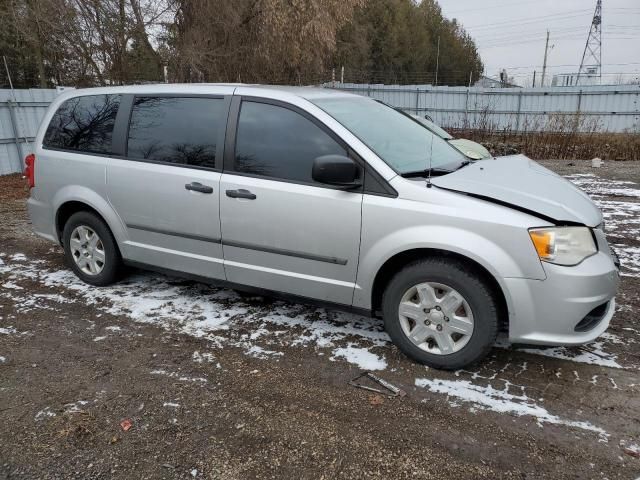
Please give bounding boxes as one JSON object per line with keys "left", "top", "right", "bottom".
{"left": 448, "top": 138, "right": 492, "bottom": 160}
{"left": 430, "top": 154, "right": 602, "bottom": 226}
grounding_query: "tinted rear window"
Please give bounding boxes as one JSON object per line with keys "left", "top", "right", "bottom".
{"left": 43, "top": 94, "right": 121, "bottom": 154}
{"left": 127, "top": 97, "right": 226, "bottom": 169}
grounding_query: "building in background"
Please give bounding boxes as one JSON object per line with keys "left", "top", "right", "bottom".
{"left": 552, "top": 68, "right": 599, "bottom": 87}
{"left": 474, "top": 74, "right": 520, "bottom": 88}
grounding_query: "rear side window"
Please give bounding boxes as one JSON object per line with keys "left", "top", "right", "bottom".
{"left": 43, "top": 94, "right": 121, "bottom": 154}
{"left": 234, "top": 101, "right": 347, "bottom": 183}
{"left": 127, "top": 97, "right": 225, "bottom": 169}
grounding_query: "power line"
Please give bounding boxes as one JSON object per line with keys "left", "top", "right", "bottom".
{"left": 459, "top": 8, "right": 640, "bottom": 33}
{"left": 474, "top": 27, "right": 640, "bottom": 43}
{"left": 473, "top": 26, "right": 588, "bottom": 42}
{"left": 481, "top": 34, "right": 637, "bottom": 49}
{"left": 444, "top": 0, "right": 539, "bottom": 15}
{"left": 462, "top": 10, "right": 593, "bottom": 30}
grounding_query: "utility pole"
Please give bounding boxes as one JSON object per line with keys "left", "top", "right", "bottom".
{"left": 532, "top": 70, "right": 537, "bottom": 87}
{"left": 541, "top": 30, "right": 550, "bottom": 87}
{"left": 577, "top": 0, "right": 602, "bottom": 85}
{"left": 435, "top": 35, "right": 440, "bottom": 86}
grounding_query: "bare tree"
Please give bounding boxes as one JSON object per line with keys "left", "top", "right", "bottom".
{"left": 169, "top": 0, "right": 363, "bottom": 84}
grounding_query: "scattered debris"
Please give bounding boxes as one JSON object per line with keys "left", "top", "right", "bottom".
{"left": 591, "top": 157, "right": 603, "bottom": 168}
{"left": 34, "top": 407, "right": 56, "bottom": 421}
{"left": 120, "top": 419, "right": 133, "bottom": 431}
{"left": 350, "top": 372, "right": 406, "bottom": 397}
{"left": 620, "top": 440, "right": 640, "bottom": 458}
{"left": 368, "top": 394, "right": 385, "bottom": 406}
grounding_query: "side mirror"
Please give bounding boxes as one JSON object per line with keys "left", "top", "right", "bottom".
{"left": 312, "top": 155, "right": 361, "bottom": 188}
{"left": 424, "top": 114, "right": 434, "bottom": 122}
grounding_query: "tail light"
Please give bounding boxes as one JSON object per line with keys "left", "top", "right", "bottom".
{"left": 24, "top": 153, "right": 35, "bottom": 189}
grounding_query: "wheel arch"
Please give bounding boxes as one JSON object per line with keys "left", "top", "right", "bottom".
{"left": 369, "top": 248, "right": 510, "bottom": 332}
{"left": 53, "top": 187, "right": 126, "bottom": 247}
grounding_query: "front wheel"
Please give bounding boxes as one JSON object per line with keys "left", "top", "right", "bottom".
{"left": 382, "top": 258, "right": 498, "bottom": 370}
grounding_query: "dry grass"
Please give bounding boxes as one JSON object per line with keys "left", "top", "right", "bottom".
{"left": 457, "top": 131, "right": 640, "bottom": 161}
{"left": 55, "top": 410, "right": 97, "bottom": 441}
{"left": 0, "top": 173, "right": 29, "bottom": 200}
{"left": 449, "top": 112, "right": 640, "bottom": 161}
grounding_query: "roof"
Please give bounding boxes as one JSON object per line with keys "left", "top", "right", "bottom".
{"left": 53, "top": 83, "right": 359, "bottom": 103}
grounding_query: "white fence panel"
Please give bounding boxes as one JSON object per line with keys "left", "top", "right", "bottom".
{"left": 326, "top": 83, "right": 640, "bottom": 134}
{"left": 0, "top": 89, "right": 58, "bottom": 175}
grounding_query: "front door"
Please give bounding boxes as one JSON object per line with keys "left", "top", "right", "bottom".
{"left": 219, "top": 99, "right": 363, "bottom": 305}
{"left": 107, "top": 95, "right": 230, "bottom": 280}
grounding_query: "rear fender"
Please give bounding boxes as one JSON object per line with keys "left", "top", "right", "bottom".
{"left": 52, "top": 186, "right": 126, "bottom": 245}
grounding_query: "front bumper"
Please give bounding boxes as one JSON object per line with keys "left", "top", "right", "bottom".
{"left": 505, "top": 248, "right": 619, "bottom": 346}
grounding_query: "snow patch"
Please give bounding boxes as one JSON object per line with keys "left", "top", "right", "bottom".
{"left": 566, "top": 174, "right": 640, "bottom": 277}
{"left": 331, "top": 346, "right": 387, "bottom": 371}
{"left": 150, "top": 369, "right": 208, "bottom": 383}
{"left": 245, "top": 345, "right": 284, "bottom": 359}
{"left": 163, "top": 402, "right": 180, "bottom": 408}
{"left": 64, "top": 400, "right": 89, "bottom": 413}
{"left": 35, "top": 407, "right": 56, "bottom": 421}
{"left": 192, "top": 351, "right": 217, "bottom": 364}
{"left": 0, "top": 255, "right": 389, "bottom": 370}
{"left": 518, "top": 342, "right": 622, "bottom": 369}
{"left": 416, "top": 377, "right": 608, "bottom": 440}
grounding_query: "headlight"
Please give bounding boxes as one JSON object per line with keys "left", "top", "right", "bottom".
{"left": 528, "top": 227, "right": 597, "bottom": 266}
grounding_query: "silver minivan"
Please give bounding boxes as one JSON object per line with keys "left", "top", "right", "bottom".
{"left": 25, "top": 84, "right": 620, "bottom": 369}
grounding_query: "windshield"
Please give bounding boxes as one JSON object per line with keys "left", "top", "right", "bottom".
{"left": 412, "top": 116, "right": 453, "bottom": 140}
{"left": 311, "top": 96, "right": 466, "bottom": 174}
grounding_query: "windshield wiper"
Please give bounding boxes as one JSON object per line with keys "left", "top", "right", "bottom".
{"left": 455, "top": 160, "right": 472, "bottom": 170}
{"left": 400, "top": 167, "right": 453, "bottom": 178}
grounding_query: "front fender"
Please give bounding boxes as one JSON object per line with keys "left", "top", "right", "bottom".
{"left": 52, "top": 185, "right": 127, "bottom": 245}
{"left": 353, "top": 224, "right": 546, "bottom": 310}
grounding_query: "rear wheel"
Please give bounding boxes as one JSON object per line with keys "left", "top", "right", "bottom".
{"left": 62, "top": 211, "right": 121, "bottom": 286}
{"left": 382, "top": 258, "right": 498, "bottom": 369}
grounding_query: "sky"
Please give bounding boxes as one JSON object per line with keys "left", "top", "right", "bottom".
{"left": 437, "top": 0, "right": 640, "bottom": 86}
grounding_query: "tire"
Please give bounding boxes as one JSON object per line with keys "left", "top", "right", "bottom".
{"left": 62, "top": 211, "right": 122, "bottom": 286}
{"left": 382, "top": 258, "right": 498, "bottom": 370}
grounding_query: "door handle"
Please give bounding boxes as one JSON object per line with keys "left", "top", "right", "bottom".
{"left": 185, "top": 182, "right": 213, "bottom": 194}
{"left": 226, "top": 189, "right": 256, "bottom": 200}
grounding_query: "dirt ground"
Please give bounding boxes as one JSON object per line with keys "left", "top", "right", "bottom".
{"left": 1, "top": 159, "right": 639, "bottom": 479}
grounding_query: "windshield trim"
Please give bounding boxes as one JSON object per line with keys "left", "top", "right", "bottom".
{"left": 311, "top": 96, "right": 467, "bottom": 176}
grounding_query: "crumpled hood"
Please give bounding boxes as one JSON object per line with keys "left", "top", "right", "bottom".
{"left": 431, "top": 154, "right": 602, "bottom": 226}
{"left": 448, "top": 138, "right": 491, "bottom": 159}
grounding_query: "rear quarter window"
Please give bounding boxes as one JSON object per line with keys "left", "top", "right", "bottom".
{"left": 43, "top": 94, "right": 121, "bottom": 154}
{"left": 126, "top": 96, "right": 225, "bottom": 169}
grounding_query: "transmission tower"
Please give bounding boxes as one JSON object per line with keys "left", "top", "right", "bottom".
{"left": 577, "top": 0, "right": 602, "bottom": 85}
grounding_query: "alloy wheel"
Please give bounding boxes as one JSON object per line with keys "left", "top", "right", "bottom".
{"left": 69, "top": 225, "right": 105, "bottom": 276}
{"left": 398, "top": 282, "right": 474, "bottom": 355}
